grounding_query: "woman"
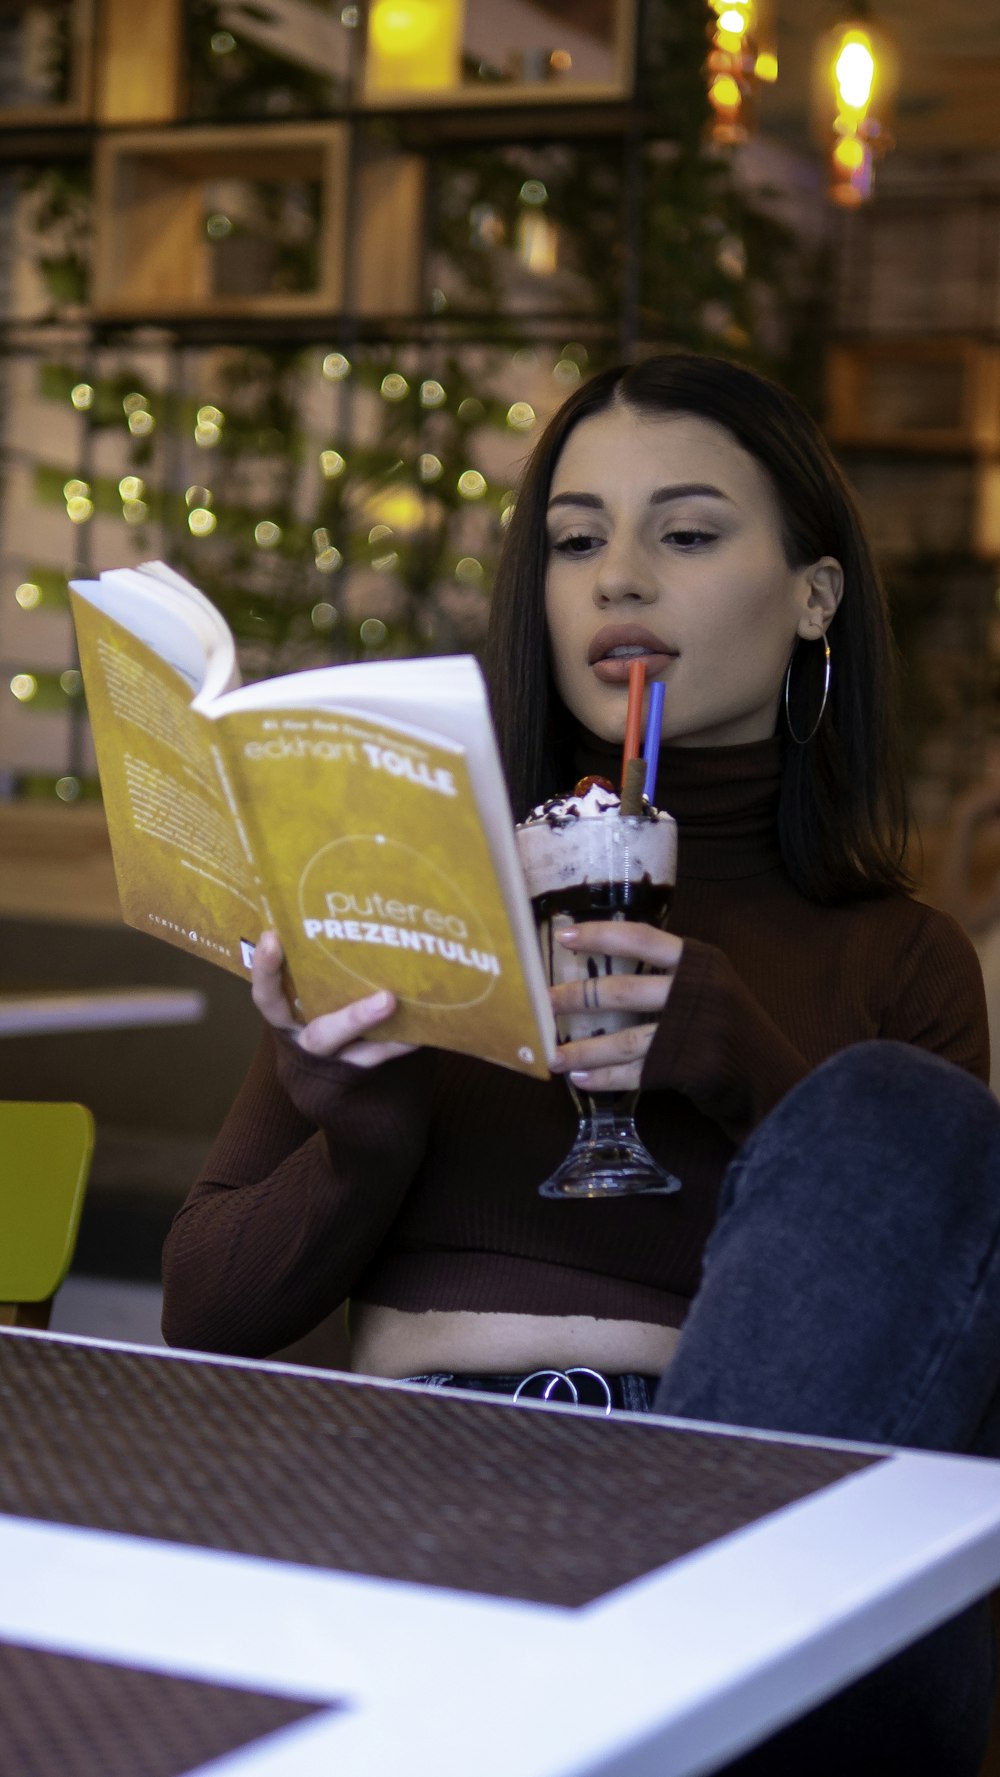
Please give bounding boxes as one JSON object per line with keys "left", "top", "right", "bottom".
{"left": 162, "top": 355, "right": 1000, "bottom": 1771}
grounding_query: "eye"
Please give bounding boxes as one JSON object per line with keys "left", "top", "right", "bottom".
{"left": 551, "top": 531, "right": 603, "bottom": 555}
{"left": 665, "top": 528, "right": 716, "bottom": 549}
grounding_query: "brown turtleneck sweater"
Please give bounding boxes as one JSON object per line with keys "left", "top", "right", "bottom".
{"left": 161, "top": 738, "right": 988, "bottom": 1357}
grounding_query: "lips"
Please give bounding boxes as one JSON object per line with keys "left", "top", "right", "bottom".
{"left": 587, "top": 624, "right": 677, "bottom": 685}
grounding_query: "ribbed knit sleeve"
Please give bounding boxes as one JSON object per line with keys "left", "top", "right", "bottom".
{"left": 879, "top": 904, "right": 989, "bottom": 1083}
{"left": 639, "top": 901, "right": 989, "bottom": 1150}
{"left": 640, "top": 938, "right": 811, "bottom": 1146}
{"left": 161, "top": 1029, "right": 435, "bottom": 1356}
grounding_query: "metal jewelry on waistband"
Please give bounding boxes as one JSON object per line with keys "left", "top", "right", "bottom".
{"left": 511, "top": 1368, "right": 614, "bottom": 1415}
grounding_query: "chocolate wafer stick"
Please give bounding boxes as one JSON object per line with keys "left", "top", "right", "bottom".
{"left": 620, "top": 756, "right": 646, "bottom": 816}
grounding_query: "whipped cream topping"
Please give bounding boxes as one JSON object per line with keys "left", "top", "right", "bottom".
{"left": 522, "top": 782, "right": 622, "bottom": 828}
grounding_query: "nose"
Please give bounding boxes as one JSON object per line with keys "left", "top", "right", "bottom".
{"left": 592, "top": 535, "right": 659, "bottom": 608}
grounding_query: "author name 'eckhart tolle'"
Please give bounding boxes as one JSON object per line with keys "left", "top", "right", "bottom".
{"left": 245, "top": 728, "right": 457, "bottom": 799}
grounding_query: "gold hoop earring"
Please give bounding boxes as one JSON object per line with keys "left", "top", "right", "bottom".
{"left": 784, "top": 634, "right": 831, "bottom": 746}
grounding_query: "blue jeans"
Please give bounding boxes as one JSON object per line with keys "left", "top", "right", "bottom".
{"left": 654, "top": 1041, "right": 1000, "bottom": 1776}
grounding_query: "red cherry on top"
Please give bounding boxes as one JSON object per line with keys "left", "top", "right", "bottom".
{"left": 572, "top": 775, "right": 616, "bottom": 797}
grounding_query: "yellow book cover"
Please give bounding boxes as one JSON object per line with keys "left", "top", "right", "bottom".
{"left": 69, "top": 565, "right": 555, "bottom": 1077}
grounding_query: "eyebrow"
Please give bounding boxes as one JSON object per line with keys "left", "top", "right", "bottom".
{"left": 548, "top": 482, "right": 732, "bottom": 510}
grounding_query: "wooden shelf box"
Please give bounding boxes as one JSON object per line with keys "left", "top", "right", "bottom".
{"left": 92, "top": 123, "right": 424, "bottom": 319}
{"left": 361, "top": 0, "right": 635, "bottom": 109}
{"left": 841, "top": 451, "right": 1000, "bottom": 561}
{"left": 0, "top": 0, "right": 95, "bottom": 124}
{"left": 95, "top": 0, "right": 183, "bottom": 124}
{"left": 826, "top": 340, "right": 1000, "bottom": 454}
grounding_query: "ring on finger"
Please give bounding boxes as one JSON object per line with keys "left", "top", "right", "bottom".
{"left": 582, "top": 976, "right": 601, "bottom": 1011}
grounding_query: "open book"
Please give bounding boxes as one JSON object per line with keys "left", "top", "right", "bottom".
{"left": 69, "top": 564, "right": 556, "bottom": 1077}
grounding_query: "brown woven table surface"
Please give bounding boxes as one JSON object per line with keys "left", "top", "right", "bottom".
{"left": 0, "top": 1333, "right": 879, "bottom": 1610}
{"left": 0, "top": 1638, "right": 331, "bottom": 1777}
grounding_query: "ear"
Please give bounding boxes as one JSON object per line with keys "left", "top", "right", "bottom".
{"left": 795, "top": 556, "right": 843, "bottom": 642}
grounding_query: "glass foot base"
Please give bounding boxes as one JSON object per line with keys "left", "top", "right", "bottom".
{"left": 539, "top": 1132, "right": 682, "bottom": 1200}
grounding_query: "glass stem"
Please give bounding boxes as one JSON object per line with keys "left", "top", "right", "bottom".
{"left": 567, "top": 1085, "right": 641, "bottom": 1133}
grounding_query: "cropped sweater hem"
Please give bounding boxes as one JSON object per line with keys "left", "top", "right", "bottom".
{"left": 354, "top": 1249, "right": 692, "bottom": 1328}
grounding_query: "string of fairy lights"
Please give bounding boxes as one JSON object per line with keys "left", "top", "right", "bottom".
{"left": 6, "top": 336, "right": 588, "bottom": 797}
{"left": 5, "top": 0, "right": 900, "bottom": 797}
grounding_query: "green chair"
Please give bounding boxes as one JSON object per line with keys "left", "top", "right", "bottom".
{"left": 0, "top": 1101, "right": 95, "bottom": 1330}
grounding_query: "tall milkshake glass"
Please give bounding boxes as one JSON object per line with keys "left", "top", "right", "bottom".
{"left": 517, "top": 781, "right": 681, "bottom": 1200}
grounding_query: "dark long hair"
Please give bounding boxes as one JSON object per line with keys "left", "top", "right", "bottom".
{"left": 483, "top": 352, "right": 910, "bottom": 904}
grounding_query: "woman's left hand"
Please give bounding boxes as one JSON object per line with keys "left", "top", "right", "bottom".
{"left": 547, "top": 922, "right": 684, "bottom": 1093}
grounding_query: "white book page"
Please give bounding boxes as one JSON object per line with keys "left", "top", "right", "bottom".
{"left": 70, "top": 564, "right": 238, "bottom": 701}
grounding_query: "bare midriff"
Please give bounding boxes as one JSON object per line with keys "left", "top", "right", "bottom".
{"left": 348, "top": 1303, "right": 682, "bottom": 1380}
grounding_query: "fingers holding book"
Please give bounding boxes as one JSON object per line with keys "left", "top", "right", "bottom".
{"left": 252, "top": 931, "right": 415, "bottom": 1069}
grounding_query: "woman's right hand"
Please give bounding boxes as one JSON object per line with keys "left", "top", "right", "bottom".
{"left": 251, "top": 930, "right": 416, "bottom": 1069}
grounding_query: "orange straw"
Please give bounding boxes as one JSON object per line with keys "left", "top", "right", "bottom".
{"left": 621, "top": 658, "right": 646, "bottom": 788}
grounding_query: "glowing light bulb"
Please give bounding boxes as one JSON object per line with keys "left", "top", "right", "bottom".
{"left": 833, "top": 134, "right": 866, "bottom": 172}
{"left": 710, "top": 73, "right": 742, "bottom": 112}
{"left": 368, "top": 486, "right": 426, "bottom": 532}
{"left": 835, "top": 36, "right": 875, "bottom": 111}
{"left": 367, "top": 0, "right": 463, "bottom": 92}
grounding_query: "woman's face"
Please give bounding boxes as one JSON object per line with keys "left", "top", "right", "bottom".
{"left": 544, "top": 403, "right": 841, "bottom": 747}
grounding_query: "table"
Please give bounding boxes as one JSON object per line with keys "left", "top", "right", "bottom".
{"left": 0, "top": 987, "right": 206, "bottom": 1036}
{"left": 2, "top": 1328, "right": 999, "bottom": 1777}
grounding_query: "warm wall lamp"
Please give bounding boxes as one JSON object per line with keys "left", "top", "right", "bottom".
{"left": 367, "top": 0, "right": 465, "bottom": 94}
{"left": 706, "top": 0, "right": 778, "bottom": 145}
{"left": 814, "top": 9, "right": 897, "bottom": 205}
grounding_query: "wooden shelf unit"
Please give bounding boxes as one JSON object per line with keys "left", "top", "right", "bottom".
{"left": 826, "top": 340, "right": 1000, "bottom": 454}
{"left": 92, "top": 124, "right": 424, "bottom": 320}
{"left": 361, "top": 0, "right": 635, "bottom": 111}
{"left": 0, "top": 0, "right": 95, "bottom": 126}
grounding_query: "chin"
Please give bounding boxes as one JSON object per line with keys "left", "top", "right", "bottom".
{"left": 569, "top": 686, "right": 628, "bottom": 744}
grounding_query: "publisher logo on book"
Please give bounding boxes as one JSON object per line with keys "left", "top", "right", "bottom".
{"left": 298, "top": 834, "right": 500, "bottom": 1010}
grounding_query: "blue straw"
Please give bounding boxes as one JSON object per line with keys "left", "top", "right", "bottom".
{"left": 642, "top": 680, "right": 665, "bottom": 803}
